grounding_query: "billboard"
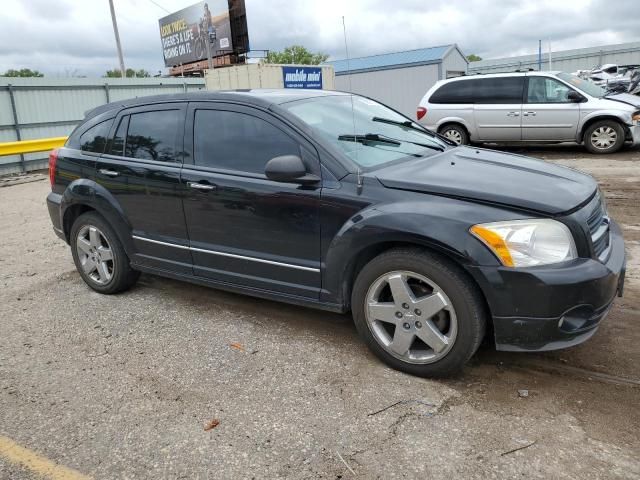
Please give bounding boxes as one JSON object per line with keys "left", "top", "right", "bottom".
{"left": 159, "top": 1, "right": 234, "bottom": 67}
{"left": 282, "top": 67, "right": 323, "bottom": 89}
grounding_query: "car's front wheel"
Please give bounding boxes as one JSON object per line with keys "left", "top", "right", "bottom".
{"left": 70, "top": 212, "right": 140, "bottom": 294}
{"left": 584, "top": 120, "right": 625, "bottom": 154}
{"left": 351, "top": 248, "right": 486, "bottom": 377}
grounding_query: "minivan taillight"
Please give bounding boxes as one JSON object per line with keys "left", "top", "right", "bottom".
{"left": 48, "top": 148, "right": 59, "bottom": 187}
{"left": 417, "top": 107, "right": 427, "bottom": 121}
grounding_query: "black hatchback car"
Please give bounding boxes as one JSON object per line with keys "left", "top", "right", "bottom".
{"left": 47, "top": 90, "right": 625, "bottom": 377}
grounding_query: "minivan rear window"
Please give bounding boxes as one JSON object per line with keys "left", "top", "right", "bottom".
{"left": 430, "top": 77, "right": 525, "bottom": 104}
{"left": 429, "top": 80, "right": 474, "bottom": 103}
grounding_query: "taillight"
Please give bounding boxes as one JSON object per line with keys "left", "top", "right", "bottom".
{"left": 48, "top": 148, "right": 58, "bottom": 187}
{"left": 417, "top": 107, "right": 427, "bottom": 121}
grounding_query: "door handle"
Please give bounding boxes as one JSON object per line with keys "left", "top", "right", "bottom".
{"left": 523, "top": 111, "right": 537, "bottom": 116}
{"left": 188, "top": 182, "right": 216, "bottom": 191}
{"left": 99, "top": 169, "right": 120, "bottom": 177}
{"left": 506, "top": 112, "right": 520, "bottom": 117}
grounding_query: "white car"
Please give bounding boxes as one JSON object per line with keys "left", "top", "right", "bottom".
{"left": 417, "top": 71, "right": 640, "bottom": 154}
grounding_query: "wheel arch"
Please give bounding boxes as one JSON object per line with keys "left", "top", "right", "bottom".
{"left": 437, "top": 121, "right": 471, "bottom": 142}
{"left": 578, "top": 115, "right": 630, "bottom": 143}
{"left": 337, "top": 237, "right": 492, "bottom": 322}
{"left": 60, "top": 179, "right": 135, "bottom": 256}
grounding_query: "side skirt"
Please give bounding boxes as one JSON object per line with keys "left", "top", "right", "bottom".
{"left": 130, "top": 262, "right": 347, "bottom": 314}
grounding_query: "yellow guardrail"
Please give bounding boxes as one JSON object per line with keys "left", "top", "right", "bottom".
{"left": 0, "top": 137, "right": 68, "bottom": 157}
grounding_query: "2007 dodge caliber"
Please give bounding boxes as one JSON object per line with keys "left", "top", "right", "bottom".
{"left": 47, "top": 90, "right": 626, "bottom": 377}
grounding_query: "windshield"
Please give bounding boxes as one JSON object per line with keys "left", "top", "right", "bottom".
{"left": 280, "top": 94, "right": 448, "bottom": 169}
{"left": 556, "top": 72, "right": 605, "bottom": 98}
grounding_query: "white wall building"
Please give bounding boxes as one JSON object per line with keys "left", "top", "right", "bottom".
{"left": 328, "top": 44, "right": 468, "bottom": 118}
{"left": 468, "top": 41, "right": 640, "bottom": 74}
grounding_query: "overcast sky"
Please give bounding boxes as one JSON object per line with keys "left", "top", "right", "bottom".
{"left": 1, "top": 0, "right": 638, "bottom": 76}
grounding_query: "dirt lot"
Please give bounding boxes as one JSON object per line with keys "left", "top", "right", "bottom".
{"left": 1, "top": 146, "right": 639, "bottom": 479}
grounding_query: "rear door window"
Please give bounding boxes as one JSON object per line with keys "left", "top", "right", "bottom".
{"left": 430, "top": 77, "right": 524, "bottom": 104}
{"left": 124, "top": 110, "right": 181, "bottom": 162}
{"left": 193, "top": 109, "right": 301, "bottom": 175}
{"left": 109, "top": 116, "right": 128, "bottom": 156}
{"left": 474, "top": 77, "right": 524, "bottom": 104}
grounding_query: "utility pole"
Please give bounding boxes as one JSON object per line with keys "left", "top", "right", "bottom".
{"left": 108, "top": 0, "right": 126, "bottom": 78}
{"left": 538, "top": 40, "right": 542, "bottom": 71}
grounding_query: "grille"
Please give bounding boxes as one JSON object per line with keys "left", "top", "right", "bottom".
{"left": 586, "top": 194, "right": 610, "bottom": 259}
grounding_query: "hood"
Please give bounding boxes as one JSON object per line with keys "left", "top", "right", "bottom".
{"left": 604, "top": 93, "right": 640, "bottom": 108}
{"left": 375, "top": 147, "right": 597, "bottom": 215}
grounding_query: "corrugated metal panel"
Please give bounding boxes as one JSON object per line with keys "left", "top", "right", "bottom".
{"left": 335, "top": 64, "right": 440, "bottom": 118}
{"left": 0, "top": 90, "right": 15, "bottom": 126}
{"left": 328, "top": 45, "right": 453, "bottom": 74}
{"left": 469, "top": 41, "right": 640, "bottom": 74}
{"left": 0, "top": 77, "right": 205, "bottom": 174}
{"left": 443, "top": 49, "right": 469, "bottom": 77}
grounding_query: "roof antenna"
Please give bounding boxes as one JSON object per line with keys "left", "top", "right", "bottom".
{"left": 342, "top": 15, "right": 363, "bottom": 193}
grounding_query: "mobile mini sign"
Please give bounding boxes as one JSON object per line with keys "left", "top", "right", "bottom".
{"left": 282, "top": 67, "right": 323, "bottom": 89}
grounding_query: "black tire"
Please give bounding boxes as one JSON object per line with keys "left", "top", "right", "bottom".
{"left": 70, "top": 211, "right": 139, "bottom": 294}
{"left": 438, "top": 123, "right": 469, "bottom": 146}
{"left": 351, "top": 248, "right": 486, "bottom": 377}
{"left": 584, "top": 120, "right": 625, "bottom": 154}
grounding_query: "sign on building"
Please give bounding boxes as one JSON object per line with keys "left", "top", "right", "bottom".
{"left": 282, "top": 67, "right": 323, "bottom": 89}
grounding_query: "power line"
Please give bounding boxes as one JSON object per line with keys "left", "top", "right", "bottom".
{"left": 147, "top": 0, "right": 171, "bottom": 13}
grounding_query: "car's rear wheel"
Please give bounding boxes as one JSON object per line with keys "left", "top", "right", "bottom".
{"left": 584, "top": 120, "right": 625, "bottom": 154}
{"left": 70, "top": 212, "right": 139, "bottom": 294}
{"left": 351, "top": 248, "right": 486, "bottom": 377}
{"left": 438, "top": 124, "right": 469, "bottom": 145}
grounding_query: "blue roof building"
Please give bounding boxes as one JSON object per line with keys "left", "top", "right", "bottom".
{"left": 327, "top": 44, "right": 468, "bottom": 118}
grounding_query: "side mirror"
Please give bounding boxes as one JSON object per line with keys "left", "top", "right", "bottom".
{"left": 567, "top": 90, "right": 585, "bottom": 103}
{"left": 264, "top": 155, "right": 320, "bottom": 185}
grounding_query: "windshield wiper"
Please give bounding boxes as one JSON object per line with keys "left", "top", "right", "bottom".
{"left": 372, "top": 116, "right": 415, "bottom": 128}
{"left": 337, "top": 133, "right": 401, "bottom": 145}
{"left": 337, "top": 133, "right": 424, "bottom": 157}
{"left": 371, "top": 117, "right": 446, "bottom": 151}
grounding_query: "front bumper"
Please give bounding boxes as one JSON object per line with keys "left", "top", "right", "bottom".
{"left": 468, "top": 220, "right": 626, "bottom": 352}
{"left": 629, "top": 124, "right": 640, "bottom": 146}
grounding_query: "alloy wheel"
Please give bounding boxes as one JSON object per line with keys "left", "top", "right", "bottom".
{"left": 591, "top": 126, "right": 617, "bottom": 150}
{"left": 365, "top": 271, "right": 457, "bottom": 364}
{"left": 443, "top": 129, "right": 463, "bottom": 145}
{"left": 76, "top": 225, "right": 114, "bottom": 285}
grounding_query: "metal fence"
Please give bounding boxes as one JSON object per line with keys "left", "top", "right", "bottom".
{"left": 0, "top": 77, "right": 206, "bottom": 175}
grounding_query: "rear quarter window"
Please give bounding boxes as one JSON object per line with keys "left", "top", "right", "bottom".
{"left": 429, "top": 80, "right": 474, "bottom": 104}
{"left": 79, "top": 119, "right": 113, "bottom": 154}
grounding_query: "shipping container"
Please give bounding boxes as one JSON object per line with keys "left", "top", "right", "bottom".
{"left": 205, "top": 63, "right": 335, "bottom": 91}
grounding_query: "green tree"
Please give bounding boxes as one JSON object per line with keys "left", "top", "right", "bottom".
{"left": 466, "top": 54, "right": 482, "bottom": 62}
{"left": 263, "top": 45, "right": 329, "bottom": 65}
{"left": 2, "top": 68, "right": 44, "bottom": 77}
{"left": 104, "top": 68, "right": 151, "bottom": 78}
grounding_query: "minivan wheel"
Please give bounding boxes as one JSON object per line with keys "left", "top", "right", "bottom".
{"left": 351, "top": 248, "right": 486, "bottom": 377}
{"left": 438, "top": 124, "right": 469, "bottom": 145}
{"left": 584, "top": 120, "right": 625, "bottom": 154}
{"left": 70, "top": 212, "right": 140, "bottom": 294}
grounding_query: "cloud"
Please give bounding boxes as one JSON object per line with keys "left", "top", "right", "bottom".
{"left": 0, "top": 0, "right": 638, "bottom": 76}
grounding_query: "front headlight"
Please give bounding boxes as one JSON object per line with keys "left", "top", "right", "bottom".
{"left": 470, "top": 219, "right": 577, "bottom": 267}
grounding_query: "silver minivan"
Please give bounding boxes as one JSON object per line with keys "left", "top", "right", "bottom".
{"left": 417, "top": 71, "right": 640, "bottom": 154}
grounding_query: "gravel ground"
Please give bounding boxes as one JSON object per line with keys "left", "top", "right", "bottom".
{"left": 1, "top": 146, "right": 639, "bottom": 479}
